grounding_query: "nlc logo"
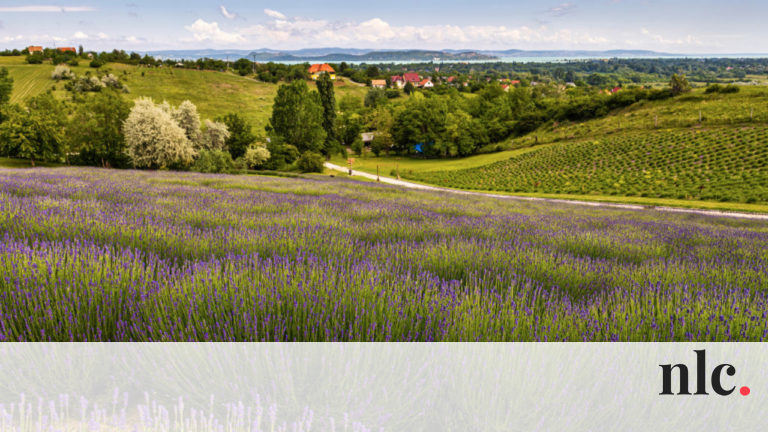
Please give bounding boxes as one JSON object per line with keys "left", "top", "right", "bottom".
{"left": 660, "top": 349, "right": 750, "bottom": 396}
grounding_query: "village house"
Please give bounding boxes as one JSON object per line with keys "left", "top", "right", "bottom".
{"left": 361, "top": 132, "right": 376, "bottom": 146}
{"left": 27, "top": 46, "right": 43, "bottom": 54}
{"left": 419, "top": 78, "right": 434, "bottom": 89}
{"left": 501, "top": 84, "right": 510, "bottom": 92}
{"left": 308, "top": 63, "right": 336, "bottom": 80}
{"left": 57, "top": 47, "right": 77, "bottom": 53}
{"left": 403, "top": 72, "right": 421, "bottom": 84}
{"left": 371, "top": 79, "right": 387, "bottom": 89}
{"left": 390, "top": 75, "right": 405, "bottom": 88}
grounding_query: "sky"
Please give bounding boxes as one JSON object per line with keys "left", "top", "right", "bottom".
{"left": 0, "top": 1, "right": 765, "bottom": 53}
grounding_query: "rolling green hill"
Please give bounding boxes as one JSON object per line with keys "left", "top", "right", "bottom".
{"left": 0, "top": 56, "right": 369, "bottom": 133}
{"left": 510, "top": 86, "right": 768, "bottom": 149}
{"left": 407, "top": 127, "right": 768, "bottom": 204}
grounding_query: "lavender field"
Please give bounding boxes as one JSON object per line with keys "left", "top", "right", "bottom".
{"left": 1, "top": 167, "right": 767, "bottom": 341}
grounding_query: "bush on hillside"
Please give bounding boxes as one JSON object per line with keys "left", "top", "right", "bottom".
{"left": 296, "top": 151, "right": 324, "bottom": 173}
{"left": 51, "top": 65, "right": 75, "bottom": 81}
{"left": 243, "top": 145, "right": 271, "bottom": 169}
{"left": 192, "top": 150, "right": 234, "bottom": 173}
{"left": 705, "top": 83, "right": 740, "bottom": 94}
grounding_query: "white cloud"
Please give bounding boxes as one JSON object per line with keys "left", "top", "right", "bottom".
{"left": 219, "top": 6, "right": 237, "bottom": 20}
{"left": 0, "top": 35, "right": 24, "bottom": 43}
{"left": 263, "top": 9, "right": 287, "bottom": 20}
{"left": 184, "top": 19, "right": 244, "bottom": 43}
{"left": 0, "top": 5, "right": 95, "bottom": 12}
{"left": 72, "top": 31, "right": 89, "bottom": 40}
{"left": 640, "top": 28, "right": 703, "bottom": 46}
{"left": 547, "top": 3, "right": 577, "bottom": 17}
{"left": 234, "top": 15, "right": 609, "bottom": 49}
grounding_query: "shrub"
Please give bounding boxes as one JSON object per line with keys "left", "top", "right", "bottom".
{"left": 51, "top": 65, "right": 75, "bottom": 81}
{"left": 243, "top": 145, "right": 271, "bottom": 169}
{"left": 192, "top": 150, "right": 234, "bottom": 173}
{"left": 296, "top": 151, "right": 324, "bottom": 173}
{"left": 66, "top": 76, "right": 105, "bottom": 93}
{"left": 100, "top": 74, "right": 128, "bottom": 92}
{"left": 90, "top": 59, "right": 104, "bottom": 68}
{"left": 706, "top": 83, "right": 740, "bottom": 94}
{"left": 26, "top": 54, "right": 44, "bottom": 64}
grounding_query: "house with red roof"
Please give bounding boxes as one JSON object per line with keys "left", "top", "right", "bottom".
{"left": 57, "top": 47, "right": 77, "bottom": 53}
{"left": 390, "top": 75, "right": 405, "bottom": 88}
{"left": 371, "top": 79, "right": 387, "bottom": 89}
{"left": 308, "top": 63, "right": 336, "bottom": 80}
{"left": 403, "top": 72, "right": 420, "bottom": 84}
{"left": 611, "top": 86, "right": 622, "bottom": 94}
{"left": 27, "top": 46, "right": 43, "bottom": 54}
{"left": 418, "top": 78, "right": 433, "bottom": 89}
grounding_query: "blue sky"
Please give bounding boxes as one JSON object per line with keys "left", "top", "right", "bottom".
{"left": 0, "top": 1, "right": 764, "bottom": 53}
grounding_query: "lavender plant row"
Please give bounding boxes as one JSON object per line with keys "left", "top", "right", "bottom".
{"left": 1, "top": 168, "right": 767, "bottom": 341}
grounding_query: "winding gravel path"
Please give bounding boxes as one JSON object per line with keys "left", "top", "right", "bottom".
{"left": 324, "top": 162, "right": 768, "bottom": 221}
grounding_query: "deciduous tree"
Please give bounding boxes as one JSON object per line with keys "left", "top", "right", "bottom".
{"left": 67, "top": 89, "right": 132, "bottom": 168}
{"left": 123, "top": 98, "right": 196, "bottom": 169}
{"left": 217, "top": 113, "right": 256, "bottom": 159}
{"left": 268, "top": 80, "right": 326, "bottom": 154}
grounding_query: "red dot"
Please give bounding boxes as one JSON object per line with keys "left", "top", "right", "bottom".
{"left": 740, "top": 386, "right": 750, "bottom": 396}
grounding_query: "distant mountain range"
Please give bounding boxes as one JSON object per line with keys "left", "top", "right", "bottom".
{"left": 143, "top": 48, "right": 679, "bottom": 62}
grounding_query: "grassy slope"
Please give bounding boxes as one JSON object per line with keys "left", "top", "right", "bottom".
{"left": 1, "top": 56, "right": 369, "bottom": 133}
{"left": 511, "top": 86, "right": 768, "bottom": 149}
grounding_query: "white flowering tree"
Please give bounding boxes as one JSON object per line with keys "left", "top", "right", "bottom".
{"left": 172, "top": 100, "right": 202, "bottom": 145}
{"left": 123, "top": 98, "right": 196, "bottom": 169}
{"left": 200, "top": 120, "right": 230, "bottom": 151}
{"left": 51, "top": 65, "right": 75, "bottom": 81}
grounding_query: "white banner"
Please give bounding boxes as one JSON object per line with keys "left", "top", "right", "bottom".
{"left": 0, "top": 343, "right": 763, "bottom": 431}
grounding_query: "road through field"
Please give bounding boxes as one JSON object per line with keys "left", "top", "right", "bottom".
{"left": 324, "top": 162, "right": 768, "bottom": 221}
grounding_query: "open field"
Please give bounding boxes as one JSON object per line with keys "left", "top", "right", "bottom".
{"left": 331, "top": 146, "right": 542, "bottom": 175}
{"left": 1, "top": 167, "right": 767, "bottom": 341}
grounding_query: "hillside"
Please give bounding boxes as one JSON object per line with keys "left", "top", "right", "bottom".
{"left": 408, "top": 127, "right": 768, "bottom": 203}
{"left": 0, "top": 56, "right": 369, "bottom": 133}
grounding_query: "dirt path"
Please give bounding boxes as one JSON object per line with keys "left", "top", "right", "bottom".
{"left": 324, "top": 162, "right": 768, "bottom": 221}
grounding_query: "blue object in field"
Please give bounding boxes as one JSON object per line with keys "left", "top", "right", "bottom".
{"left": 414, "top": 143, "right": 423, "bottom": 153}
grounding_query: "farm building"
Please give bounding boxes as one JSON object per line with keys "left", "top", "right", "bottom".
{"left": 371, "top": 79, "right": 387, "bottom": 89}
{"left": 57, "top": 47, "right": 77, "bottom": 53}
{"left": 309, "top": 63, "right": 336, "bottom": 80}
{"left": 27, "top": 46, "right": 43, "bottom": 54}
